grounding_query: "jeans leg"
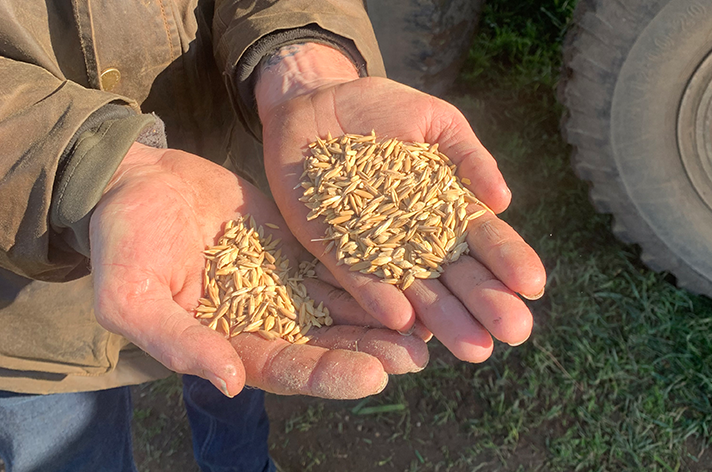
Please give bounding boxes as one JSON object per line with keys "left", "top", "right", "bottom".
{"left": 0, "top": 387, "right": 137, "bottom": 472}
{"left": 182, "top": 375, "right": 274, "bottom": 472}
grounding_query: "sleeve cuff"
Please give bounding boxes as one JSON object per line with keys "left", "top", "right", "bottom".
{"left": 50, "top": 111, "right": 166, "bottom": 257}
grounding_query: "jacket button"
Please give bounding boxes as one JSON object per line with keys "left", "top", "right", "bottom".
{"left": 100, "top": 68, "right": 121, "bottom": 91}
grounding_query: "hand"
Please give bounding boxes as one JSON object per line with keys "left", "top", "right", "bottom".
{"left": 256, "top": 44, "right": 547, "bottom": 363}
{"left": 89, "top": 143, "right": 428, "bottom": 399}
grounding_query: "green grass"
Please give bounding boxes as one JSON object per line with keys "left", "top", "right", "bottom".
{"left": 463, "top": 0, "right": 576, "bottom": 95}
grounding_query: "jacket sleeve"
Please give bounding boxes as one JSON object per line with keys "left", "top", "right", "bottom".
{"left": 0, "top": 57, "right": 158, "bottom": 282}
{"left": 212, "top": 0, "right": 387, "bottom": 140}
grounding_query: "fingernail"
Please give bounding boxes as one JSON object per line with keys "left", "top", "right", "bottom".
{"left": 508, "top": 333, "right": 531, "bottom": 347}
{"left": 376, "top": 372, "right": 389, "bottom": 393}
{"left": 413, "top": 357, "right": 430, "bottom": 373}
{"left": 397, "top": 324, "right": 416, "bottom": 337}
{"left": 521, "top": 286, "right": 545, "bottom": 301}
{"left": 207, "top": 373, "right": 233, "bottom": 398}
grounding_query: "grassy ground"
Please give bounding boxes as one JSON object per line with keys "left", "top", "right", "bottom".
{"left": 132, "top": 0, "right": 712, "bottom": 470}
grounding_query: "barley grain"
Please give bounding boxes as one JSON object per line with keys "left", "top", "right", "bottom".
{"left": 195, "top": 215, "right": 329, "bottom": 343}
{"left": 301, "top": 133, "right": 488, "bottom": 289}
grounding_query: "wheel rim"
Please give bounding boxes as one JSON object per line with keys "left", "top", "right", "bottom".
{"left": 678, "top": 50, "right": 712, "bottom": 211}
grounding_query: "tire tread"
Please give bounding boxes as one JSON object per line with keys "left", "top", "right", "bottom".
{"left": 560, "top": 0, "right": 712, "bottom": 296}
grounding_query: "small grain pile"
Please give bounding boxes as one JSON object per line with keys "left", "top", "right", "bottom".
{"left": 196, "top": 132, "right": 484, "bottom": 342}
{"left": 300, "top": 132, "right": 486, "bottom": 290}
{"left": 195, "top": 215, "right": 332, "bottom": 342}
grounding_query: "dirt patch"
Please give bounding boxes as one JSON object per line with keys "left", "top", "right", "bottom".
{"left": 684, "top": 439, "right": 711, "bottom": 472}
{"left": 265, "top": 344, "right": 550, "bottom": 472}
{"left": 126, "top": 345, "right": 557, "bottom": 472}
{"left": 130, "top": 379, "right": 198, "bottom": 472}
{"left": 265, "top": 390, "right": 477, "bottom": 472}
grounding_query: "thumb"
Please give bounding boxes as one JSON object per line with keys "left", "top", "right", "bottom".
{"left": 423, "top": 99, "right": 511, "bottom": 214}
{"left": 96, "top": 290, "right": 246, "bottom": 397}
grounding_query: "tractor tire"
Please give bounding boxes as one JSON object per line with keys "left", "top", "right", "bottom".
{"left": 560, "top": 0, "right": 712, "bottom": 297}
{"left": 366, "top": 0, "right": 484, "bottom": 96}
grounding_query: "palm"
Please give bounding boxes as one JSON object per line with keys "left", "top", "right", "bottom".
{"left": 261, "top": 77, "right": 546, "bottom": 362}
{"left": 89, "top": 145, "right": 427, "bottom": 399}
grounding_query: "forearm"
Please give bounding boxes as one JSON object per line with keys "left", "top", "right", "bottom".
{"left": 254, "top": 43, "right": 360, "bottom": 121}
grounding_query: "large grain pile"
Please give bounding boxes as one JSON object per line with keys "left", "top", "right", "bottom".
{"left": 197, "top": 132, "right": 485, "bottom": 343}
{"left": 300, "top": 132, "right": 485, "bottom": 290}
{"left": 195, "top": 215, "right": 331, "bottom": 343}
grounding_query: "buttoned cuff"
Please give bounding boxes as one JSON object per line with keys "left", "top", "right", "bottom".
{"left": 51, "top": 108, "right": 166, "bottom": 258}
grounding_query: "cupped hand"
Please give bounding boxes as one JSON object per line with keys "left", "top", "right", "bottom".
{"left": 89, "top": 143, "right": 428, "bottom": 399}
{"left": 257, "top": 51, "right": 546, "bottom": 363}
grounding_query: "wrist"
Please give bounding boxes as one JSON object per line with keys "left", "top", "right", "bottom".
{"left": 101, "top": 142, "right": 166, "bottom": 197}
{"left": 254, "top": 43, "right": 359, "bottom": 120}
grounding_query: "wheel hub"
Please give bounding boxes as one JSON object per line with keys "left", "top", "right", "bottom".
{"left": 678, "top": 50, "right": 712, "bottom": 211}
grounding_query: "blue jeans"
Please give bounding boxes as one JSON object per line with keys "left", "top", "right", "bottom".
{"left": 0, "top": 375, "right": 275, "bottom": 472}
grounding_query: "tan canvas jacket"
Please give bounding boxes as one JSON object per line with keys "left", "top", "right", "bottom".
{"left": 0, "top": 0, "right": 386, "bottom": 394}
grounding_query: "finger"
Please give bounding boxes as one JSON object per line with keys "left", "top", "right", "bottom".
{"left": 303, "top": 273, "right": 433, "bottom": 341}
{"left": 230, "top": 334, "right": 388, "bottom": 399}
{"left": 314, "top": 261, "right": 343, "bottom": 288}
{"left": 403, "top": 279, "right": 494, "bottom": 363}
{"left": 440, "top": 255, "right": 533, "bottom": 346}
{"left": 95, "top": 284, "right": 246, "bottom": 397}
{"left": 301, "top": 277, "right": 382, "bottom": 327}
{"left": 306, "top": 325, "right": 429, "bottom": 374}
{"left": 400, "top": 320, "right": 434, "bottom": 342}
{"left": 465, "top": 204, "right": 547, "bottom": 299}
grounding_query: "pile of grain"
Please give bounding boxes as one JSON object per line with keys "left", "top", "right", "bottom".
{"left": 195, "top": 215, "right": 331, "bottom": 342}
{"left": 299, "top": 132, "right": 485, "bottom": 290}
{"left": 196, "top": 132, "right": 484, "bottom": 342}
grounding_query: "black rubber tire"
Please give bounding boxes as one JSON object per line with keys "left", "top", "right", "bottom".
{"left": 560, "top": 0, "right": 712, "bottom": 297}
{"left": 366, "top": 0, "right": 484, "bottom": 96}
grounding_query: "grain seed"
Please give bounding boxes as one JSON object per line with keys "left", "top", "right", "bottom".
{"left": 300, "top": 133, "right": 487, "bottom": 290}
{"left": 195, "top": 215, "right": 327, "bottom": 344}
